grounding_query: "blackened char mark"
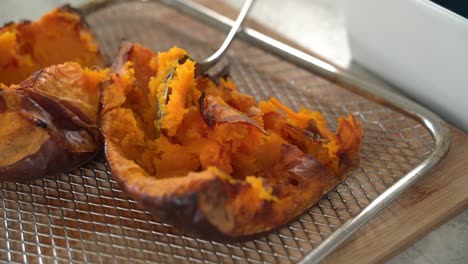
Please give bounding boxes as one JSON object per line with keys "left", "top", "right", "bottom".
{"left": 199, "top": 91, "right": 215, "bottom": 127}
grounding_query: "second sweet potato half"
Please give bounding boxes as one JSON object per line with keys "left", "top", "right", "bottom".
{"left": 100, "top": 43, "right": 363, "bottom": 241}
{"left": 0, "top": 6, "right": 106, "bottom": 182}
{"left": 0, "top": 62, "right": 106, "bottom": 182}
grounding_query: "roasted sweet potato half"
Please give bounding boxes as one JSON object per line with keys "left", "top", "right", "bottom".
{"left": 101, "top": 43, "right": 363, "bottom": 241}
{"left": 0, "top": 5, "right": 104, "bottom": 86}
{"left": 0, "top": 62, "right": 107, "bottom": 182}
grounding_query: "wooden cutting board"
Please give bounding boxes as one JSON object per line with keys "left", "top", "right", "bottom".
{"left": 196, "top": 1, "right": 468, "bottom": 262}
{"left": 324, "top": 127, "right": 468, "bottom": 263}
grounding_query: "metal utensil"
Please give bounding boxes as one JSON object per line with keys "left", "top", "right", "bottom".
{"left": 194, "top": 0, "right": 254, "bottom": 75}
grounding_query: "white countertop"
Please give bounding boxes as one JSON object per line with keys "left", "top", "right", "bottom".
{"left": 2, "top": 0, "right": 466, "bottom": 263}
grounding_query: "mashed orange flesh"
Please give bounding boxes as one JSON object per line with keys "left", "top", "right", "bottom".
{"left": 101, "top": 45, "right": 363, "bottom": 200}
{"left": 0, "top": 6, "right": 103, "bottom": 86}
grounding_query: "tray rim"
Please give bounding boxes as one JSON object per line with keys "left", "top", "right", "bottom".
{"left": 77, "top": 0, "right": 452, "bottom": 263}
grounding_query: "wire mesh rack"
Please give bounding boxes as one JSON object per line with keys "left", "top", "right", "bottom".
{"left": 0, "top": 1, "right": 450, "bottom": 263}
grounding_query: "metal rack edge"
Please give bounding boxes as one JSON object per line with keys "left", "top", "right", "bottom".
{"left": 76, "top": 0, "right": 452, "bottom": 263}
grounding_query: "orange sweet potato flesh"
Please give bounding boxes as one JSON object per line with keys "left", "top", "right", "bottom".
{"left": 101, "top": 43, "right": 363, "bottom": 241}
{"left": 0, "top": 5, "right": 104, "bottom": 86}
{"left": 0, "top": 62, "right": 107, "bottom": 182}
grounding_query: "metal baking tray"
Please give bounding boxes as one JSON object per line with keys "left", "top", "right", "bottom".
{"left": 0, "top": 0, "right": 451, "bottom": 263}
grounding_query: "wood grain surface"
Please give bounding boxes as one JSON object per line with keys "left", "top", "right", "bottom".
{"left": 196, "top": 0, "right": 468, "bottom": 263}
{"left": 324, "top": 127, "right": 468, "bottom": 263}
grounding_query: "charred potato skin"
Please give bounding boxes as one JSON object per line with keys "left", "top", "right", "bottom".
{"left": 137, "top": 181, "right": 278, "bottom": 242}
{"left": 0, "top": 64, "right": 103, "bottom": 182}
{"left": 121, "top": 173, "right": 241, "bottom": 241}
{"left": 105, "top": 151, "right": 269, "bottom": 242}
{"left": 106, "top": 141, "right": 358, "bottom": 241}
{"left": 0, "top": 91, "right": 99, "bottom": 182}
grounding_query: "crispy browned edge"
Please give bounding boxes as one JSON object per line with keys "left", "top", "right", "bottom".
{"left": 105, "top": 141, "right": 360, "bottom": 242}
{"left": 0, "top": 68, "right": 103, "bottom": 182}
